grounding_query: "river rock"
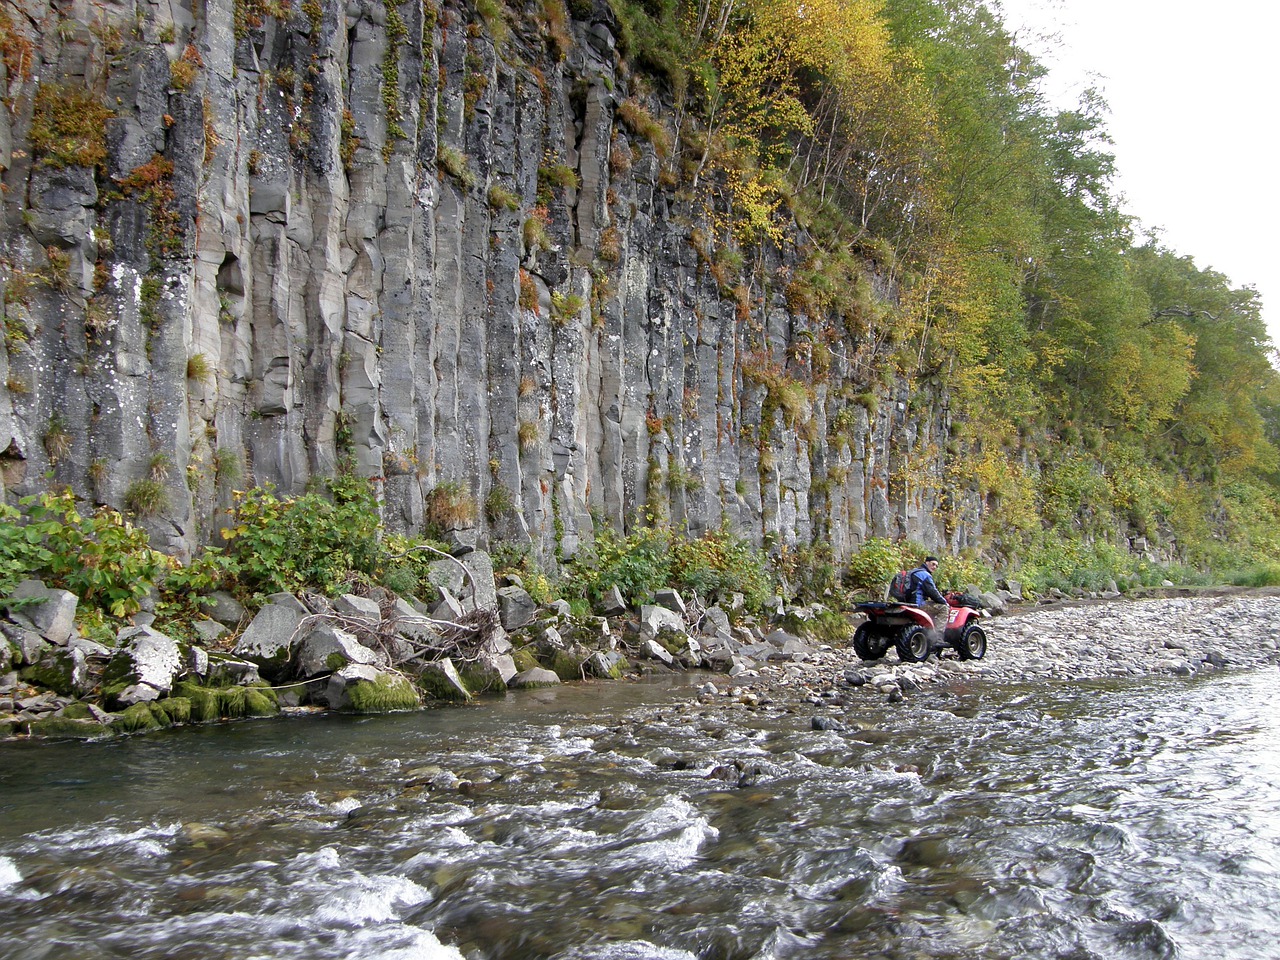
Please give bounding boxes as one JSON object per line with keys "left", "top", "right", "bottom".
{"left": 461, "top": 652, "right": 518, "bottom": 692}
{"left": 595, "top": 585, "right": 628, "bottom": 618}
{"left": 418, "top": 658, "right": 472, "bottom": 701}
{"left": 234, "top": 594, "right": 309, "bottom": 680}
{"left": 325, "top": 664, "right": 420, "bottom": 713}
{"left": 105, "top": 625, "right": 183, "bottom": 704}
{"left": 6, "top": 580, "right": 78, "bottom": 646}
{"left": 497, "top": 585, "right": 537, "bottom": 631}
{"left": 585, "top": 651, "right": 628, "bottom": 679}
{"left": 297, "top": 623, "right": 381, "bottom": 677}
{"left": 509, "top": 667, "right": 561, "bottom": 688}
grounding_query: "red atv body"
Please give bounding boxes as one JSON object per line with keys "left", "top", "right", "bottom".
{"left": 852, "top": 592, "right": 989, "bottom": 663}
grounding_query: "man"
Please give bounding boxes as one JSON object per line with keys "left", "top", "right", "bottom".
{"left": 910, "top": 556, "right": 949, "bottom": 648}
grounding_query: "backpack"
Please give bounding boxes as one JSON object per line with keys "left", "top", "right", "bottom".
{"left": 888, "top": 569, "right": 914, "bottom": 602}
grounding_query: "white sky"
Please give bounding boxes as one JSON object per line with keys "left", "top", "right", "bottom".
{"left": 993, "top": 0, "right": 1279, "bottom": 345}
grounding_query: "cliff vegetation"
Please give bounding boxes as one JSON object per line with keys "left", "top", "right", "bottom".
{"left": 0, "top": 0, "right": 1276, "bottom": 605}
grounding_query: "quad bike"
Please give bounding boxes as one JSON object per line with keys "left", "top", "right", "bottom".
{"left": 851, "top": 592, "right": 989, "bottom": 663}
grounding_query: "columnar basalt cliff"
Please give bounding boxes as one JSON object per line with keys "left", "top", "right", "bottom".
{"left": 0, "top": 0, "right": 975, "bottom": 567}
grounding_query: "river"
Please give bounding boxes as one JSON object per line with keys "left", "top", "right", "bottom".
{"left": 3, "top": 667, "right": 1279, "bottom": 960}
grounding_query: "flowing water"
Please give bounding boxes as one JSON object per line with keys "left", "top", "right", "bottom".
{"left": 3, "top": 668, "right": 1280, "bottom": 960}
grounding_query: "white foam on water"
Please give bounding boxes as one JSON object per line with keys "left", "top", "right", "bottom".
{"left": 531, "top": 794, "right": 601, "bottom": 816}
{"left": 0, "top": 855, "right": 42, "bottom": 900}
{"left": 615, "top": 796, "right": 718, "bottom": 869}
{"left": 621, "top": 821, "right": 718, "bottom": 869}
{"left": 0, "top": 856, "right": 22, "bottom": 890}
{"left": 291, "top": 845, "right": 343, "bottom": 870}
{"left": 553, "top": 940, "right": 698, "bottom": 960}
{"left": 25, "top": 822, "right": 179, "bottom": 859}
{"left": 622, "top": 796, "right": 703, "bottom": 840}
{"left": 343, "top": 925, "right": 466, "bottom": 959}
{"left": 314, "top": 874, "right": 432, "bottom": 926}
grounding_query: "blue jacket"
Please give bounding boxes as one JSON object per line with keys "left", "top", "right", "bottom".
{"left": 910, "top": 567, "right": 946, "bottom": 606}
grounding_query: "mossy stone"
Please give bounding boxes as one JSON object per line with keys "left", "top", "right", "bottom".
{"left": 20, "top": 658, "right": 76, "bottom": 696}
{"left": 154, "top": 697, "right": 192, "bottom": 725}
{"left": 60, "top": 701, "right": 93, "bottom": 720}
{"left": 344, "top": 673, "right": 420, "bottom": 713}
{"left": 26, "top": 716, "right": 110, "bottom": 740}
{"left": 243, "top": 686, "right": 279, "bottom": 717}
{"left": 112, "top": 702, "right": 165, "bottom": 734}
{"left": 512, "top": 645, "right": 541, "bottom": 673}
{"left": 551, "top": 649, "right": 585, "bottom": 681}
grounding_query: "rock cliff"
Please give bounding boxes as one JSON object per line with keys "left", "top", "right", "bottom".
{"left": 0, "top": 0, "right": 977, "bottom": 567}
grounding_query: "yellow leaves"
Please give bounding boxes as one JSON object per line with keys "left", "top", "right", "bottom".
{"left": 1098, "top": 326, "right": 1196, "bottom": 430}
{"left": 726, "top": 168, "right": 787, "bottom": 244}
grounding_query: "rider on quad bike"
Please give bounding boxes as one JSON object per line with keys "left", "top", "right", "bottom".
{"left": 852, "top": 557, "right": 989, "bottom": 663}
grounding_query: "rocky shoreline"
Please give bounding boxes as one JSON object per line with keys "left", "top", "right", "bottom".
{"left": 695, "top": 591, "right": 1280, "bottom": 714}
{"left": 6, "top": 560, "right": 1280, "bottom": 741}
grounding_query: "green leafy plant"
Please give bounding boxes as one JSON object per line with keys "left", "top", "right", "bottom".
{"left": 217, "top": 476, "right": 384, "bottom": 599}
{"left": 0, "top": 490, "right": 168, "bottom": 618}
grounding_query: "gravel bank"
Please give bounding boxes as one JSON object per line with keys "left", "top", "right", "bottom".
{"left": 695, "top": 592, "right": 1280, "bottom": 708}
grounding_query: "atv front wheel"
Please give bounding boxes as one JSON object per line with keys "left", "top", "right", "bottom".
{"left": 956, "top": 623, "right": 987, "bottom": 660}
{"left": 896, "top": 625, "right": 930, "bottom": 663}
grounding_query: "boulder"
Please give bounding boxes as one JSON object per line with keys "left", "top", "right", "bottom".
{"left": 431, "top": 587, "right": 466, "bottom": 622}
{"left": 334, "top": 593, "right": 383, "bottom": 620}
{"left": 462, "top": 552, "right": 499, "bottom": 613}
{"left": 594, "top": 585, "right": 627, "bottom": 618}
{"left": 19, "top": 646, "right": 90, "bottom": 696}
{"left": 2, "top": 622, "right": 49, "bottom": 665}
{"left": 763, "top": 629, "right": 814, "bottom": 661}
{"left": 653, "top": 588, "right": 687, "bottom": 616}
{"left": 203, "top": 590, "right": 248, "bottom": 627}
{"left": 509, "top": 667, "right": 561, "bottom": 688}
{"left": 325, "top": 664, "right": 421, "bottom": 713}
{"left": 192, "top": 618, "right": 228, "bottom": 644}
{"left": 7, "top": 580, "right": 78, "bottom": 646}
{"left": 639, "top": 604, "right": 685, "bottom": 638}
{"left": 497, "top": 585, "right": 537, "bottom": 631}
{"left": 418, "top": 658, "right": 472, "bottom": 702}
{"left": 105, "top": 625, "right": 183, "bottom": 703}
{"left": 234, "top": 594, "right": 308, "bottom": 680}
{"left": 297, "top": 623, "right": 381, "bottom": 677}
{"left": 390, "top": 597, "right": 440, "bottom": 643}
{"left": 585, "top": 651, "right": 628, "bottom": 679}
{"left": 461, "top": 652, "right": 518, "bottom": 692}
{"left": 638, "top": 638, "right": 675, "bottom": 665}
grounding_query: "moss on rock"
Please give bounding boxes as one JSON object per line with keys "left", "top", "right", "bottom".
{"left": 173, "top": 681, "right": 278, "bottom": 721}
{"left": 60, "top": 701, "right": 93, "bottom": 720}
{"left": 112, "top": 702, "right": 165, "bottom": 734}
{"left": 344, "top": 673, "right": 420, "bottom": 713}
{"left": 512, "top": 644, "right": 541, "bottom": 673}
{"left": 154, "top": 697, "right": 192, "bottom": 725}
{"left": 552, "top": 649, "right": 585, "bottom": 681}
{"left": 26, "top": 716, "right": 111, "bottom": 740}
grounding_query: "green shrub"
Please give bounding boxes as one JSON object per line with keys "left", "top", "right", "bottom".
{"left": 218, "top": 475, "right": 384, "bottom": 598}
{"left": 0, "top": 490, "right": 168, "bottom": 618}
{"left": 844, "top": 538, "right": 907, "bottom": 595}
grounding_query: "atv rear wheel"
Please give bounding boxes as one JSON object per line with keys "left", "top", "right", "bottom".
{"left": 956, "top": 623, "right": 987, "bottom": 660}
{"left": 896, "top": 625, "right": 930, "bottom": 663}
{"left": 853, "top": 622, "right": 885, "bottom": 661}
